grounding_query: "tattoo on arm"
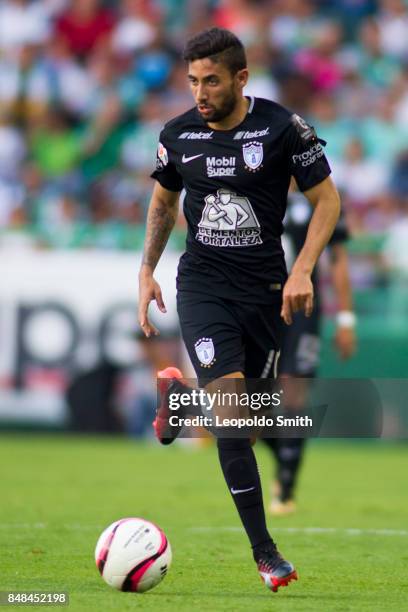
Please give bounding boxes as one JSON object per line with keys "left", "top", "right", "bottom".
{"left": 142, "top": 198, "right": 178, "bottom": 270}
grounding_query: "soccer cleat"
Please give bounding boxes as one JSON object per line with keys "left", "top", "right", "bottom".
{"left": 270, "top": 481, "right": 297, "bottom": 516}
{"left": 270, "top": 499, "right": 297, "bottom": 516}
{"left": 254, "top": 541, "right": 298, "bottom": 593}
{"left": 153, "top": 367, "right": 185, "bottom": 445}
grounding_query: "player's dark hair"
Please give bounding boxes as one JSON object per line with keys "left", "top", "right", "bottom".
{"left": 183, "top": 27, "right": 247, "bottom": 75}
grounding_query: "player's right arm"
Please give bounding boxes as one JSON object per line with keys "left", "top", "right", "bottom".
{"left": 281, "top": 114, "right": 338, "bottom": 324}
{"left": 138, "top": 182, "right": 180, "bottom": 337}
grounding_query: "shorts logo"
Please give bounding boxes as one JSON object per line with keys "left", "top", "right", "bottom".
{"left": 296, "top": 334, "right": 320, "bottom": 374}
{"left": 242, "top": 141, "right": 263, "bottom": 171}
{"left": 195, "top": 338, "right": 216, "bottom": 367}
{"left": 196, "top": 189, "right": 262, "bottom": 247}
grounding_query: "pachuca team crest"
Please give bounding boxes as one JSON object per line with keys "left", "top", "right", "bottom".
{"left": 242, "top": 141, "right": 263, "bottom": 172}
{"left": 195, "top": 338, "right": 216, "bottom": 368}
{"left": 196, "top": 189, "right": 262, "bottom": 247}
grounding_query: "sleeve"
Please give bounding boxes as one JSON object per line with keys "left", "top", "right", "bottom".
{"left": 150, "top": 130, "right": 183, "bottom": 193}
{"left": 283, "top": 113, "right": 331, "bottom": 193}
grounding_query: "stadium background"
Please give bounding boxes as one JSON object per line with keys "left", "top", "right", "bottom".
{"left": 0, "top": 1, "right": 406, "bottom": 609}
{"left": 1, "top": 0, "right": 408, "bottom": 430}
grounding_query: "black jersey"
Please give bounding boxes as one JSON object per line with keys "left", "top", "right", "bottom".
{"left": 151, "top": 96, "right": 331, "bottom": 304}
{"left": 283, "top": 191, "right": 349, "bottom": 311}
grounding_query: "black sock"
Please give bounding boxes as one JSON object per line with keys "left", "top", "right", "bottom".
{"left": 262, "top": 437, "right": 279, "bottom": 461}
{"left": 217, "top": 437, "right": 272, "bottom": 550}
{"left": 275, "top": 438, "right": 305, "bottom": 502}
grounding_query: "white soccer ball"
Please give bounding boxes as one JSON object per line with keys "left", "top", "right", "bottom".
{"left": 95, "top": 518, "right": 172, "bottom": 593}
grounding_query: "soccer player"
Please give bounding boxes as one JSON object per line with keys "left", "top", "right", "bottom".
{"left": 138, "top": 27, "right": 340, "bottom": 593}
{"left": 265, "top": 182, "right": 356, "bottom": 516}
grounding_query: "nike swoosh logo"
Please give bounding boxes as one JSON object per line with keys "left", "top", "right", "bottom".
{"left": 182, "top": 154, "right": 204, "bottom": 163}
{"left": 230, "top": 486, "right": 255, "bottom": 495}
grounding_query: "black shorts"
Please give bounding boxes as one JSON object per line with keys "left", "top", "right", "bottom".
{"left": 177, "top": 290, "right": 283, "bottom": 386}
{"left": 278, "top": 309, "right": 320, "bottom": 377}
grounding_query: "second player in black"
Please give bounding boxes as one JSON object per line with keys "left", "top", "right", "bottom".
{"left": 265, "top": 186, "right": 356, "bottom": 515}
{"left": 139, "top": 27, "right": 341, "bottom": 593}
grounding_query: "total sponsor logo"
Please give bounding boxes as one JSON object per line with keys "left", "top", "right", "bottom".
{"left": 206, "top": 156, "right": 236, "bottom": 177}
{"left": 292, "top": 143, "right": 324, "bottom": 167}
{"left": 233, "top": 127, "right": 269, "bottom": 140}
{"left": 179, "top": 131, "right": 213, "bottom": 139}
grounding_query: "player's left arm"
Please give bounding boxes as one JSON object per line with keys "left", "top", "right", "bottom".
{"left": 330, "top": 243, "right": 357, "bottom": 359}
{"left": 281, "top": 176, "right": 340, "bottom": 324}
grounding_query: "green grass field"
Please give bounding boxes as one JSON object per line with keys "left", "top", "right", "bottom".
{"left": 0, "top": 435, "right": 406, "bottom": 611}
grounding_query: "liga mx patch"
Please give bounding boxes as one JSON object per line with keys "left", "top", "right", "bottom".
{"left": 195, "top": 337, "right": 216, "bottom": 368}
{"left": 158, "top": 142, "right": 168, "bottom": 165}
{"left": 291, "top": 113, "right": 317, "bottom": 144}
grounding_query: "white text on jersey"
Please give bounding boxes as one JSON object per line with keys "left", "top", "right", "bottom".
{"left": 206, "top": 156, "right": 236, "bottom": 177}
{"left": 233, "top": 127, "right": 270, "bottom": 140}
{"left": 179, "top": 131, "right": 213, "bottom": 139}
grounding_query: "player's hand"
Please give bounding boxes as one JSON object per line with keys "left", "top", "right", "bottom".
{"left": 334, "top": 326, "right": 356, "bottom": 360}
{"left": 281, "top": 272, "right": 313, "bottom": 325}
{"left": 138, "top": 267, "right": 166, "bottom": 337}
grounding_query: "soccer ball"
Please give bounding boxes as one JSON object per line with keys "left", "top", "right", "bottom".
{"left": 95, "top": 518, "right": 172, "bottom": 593}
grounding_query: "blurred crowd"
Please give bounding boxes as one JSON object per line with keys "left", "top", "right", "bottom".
{"left": 0, "top": 0, "right": 408, "bottom": 252}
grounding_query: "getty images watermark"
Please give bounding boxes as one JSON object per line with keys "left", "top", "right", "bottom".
{"left": 167, "top": 388, "right": 313, "bottom": 430}
{"left": 157, "top": 378, "right": 408, "bottom": 439}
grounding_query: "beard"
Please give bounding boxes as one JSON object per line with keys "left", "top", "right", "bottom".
{"left": 199, "top": 89, "right": 238, "bottom": 123}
